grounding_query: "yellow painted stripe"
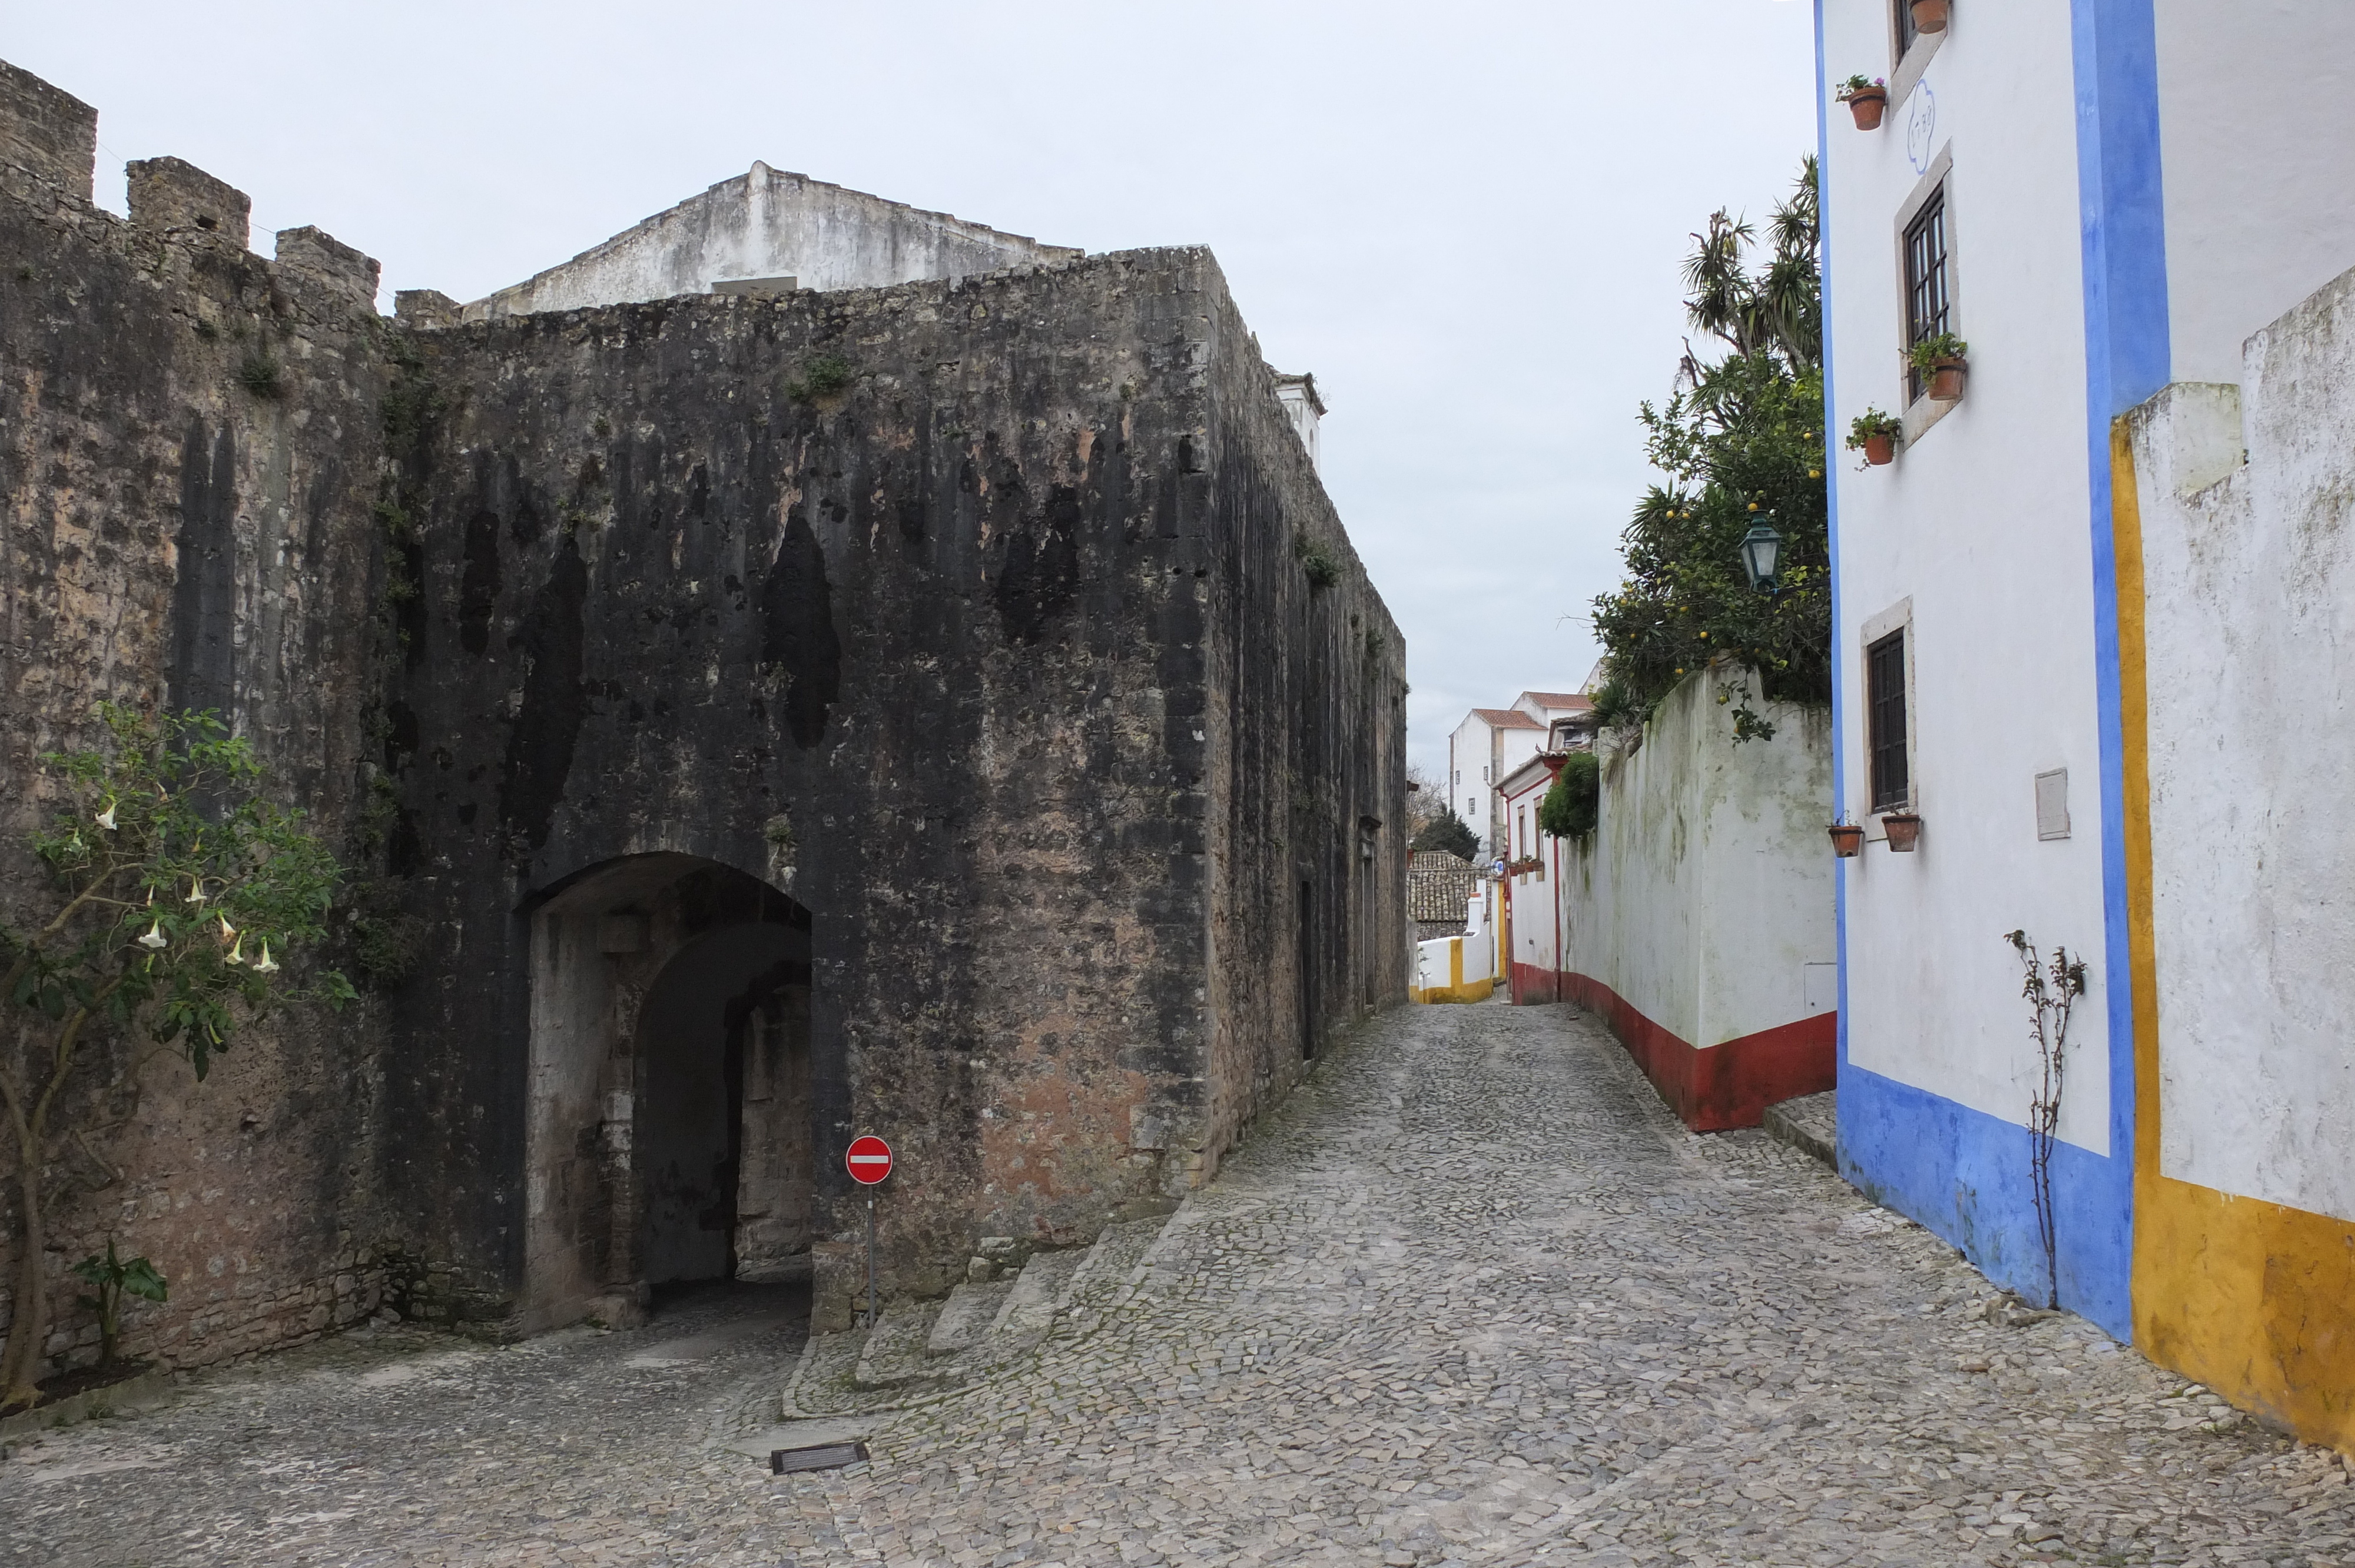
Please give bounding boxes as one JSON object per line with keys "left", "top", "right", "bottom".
{"left": 2118, "top": 414, "right": 2355, "bottom": 1453}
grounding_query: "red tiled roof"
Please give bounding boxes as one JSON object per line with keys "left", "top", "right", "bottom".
{"left": 1520, "top": 692, "right": 1594, "bottom": 710}
{"left": 1470, "top": 707, "right": 1545, "bottom": 729}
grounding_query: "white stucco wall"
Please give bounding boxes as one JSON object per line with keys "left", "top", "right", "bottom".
{"left": 1556, "top": 673, "right": 1834, "bottom": 1047}
{"left": 1823, "top": 0, "right": 2114, "bottom": 1154}
{"left": 1446, "top": 712, "right": 1544, "bottom": 855}
{"left": 2130, "top": 264, "right": 2355, "bottom": 1224}
{"left": 2154, "top": 2, "right": 2355, "bottom": 386}
{"left": 463, "top": 161, "right": 1080, "bottom": 319}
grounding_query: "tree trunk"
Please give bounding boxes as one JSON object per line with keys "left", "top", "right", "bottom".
{"left": 1, "top": 1137, "right": 47, "bottom": 1408}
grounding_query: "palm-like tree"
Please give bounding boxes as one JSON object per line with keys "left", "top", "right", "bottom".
{"left": 1679, "top": 158, "right": 1820, "bottom": 376}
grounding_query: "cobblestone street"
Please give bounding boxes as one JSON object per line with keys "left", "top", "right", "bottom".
{"left": 6, "top": 1000, "right": 2352, "bottom": 1566}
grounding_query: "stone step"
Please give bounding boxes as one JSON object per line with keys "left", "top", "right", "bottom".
{"left": 852, "top": 1297, "right": 944, "bottom": 1388}
{"left": 1763, "top": 1090, "right": 1837, "bottom": 1168}
{"left": 975, "top": 1246, "right": 1089, "bottom": 1364}
{"left": 926, "top": 1278, "right": 1014, "bottom": 1358}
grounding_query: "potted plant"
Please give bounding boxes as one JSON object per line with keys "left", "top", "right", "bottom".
{"left": 1846, "top": 408, "right": 1901, "bottom": 467}
{"left": 1836, "top": 74, "right": 1888, "bottom": 131}
{"left": 1911, "top": 0, "right": 1951, "bottom": 34}
{"left": 1909, "top": 332, "right": 1969, "bottom": 401}
{"left": 1828, "top": 815, "right": 1865, "bottom": 858}
{"left": 1881, "top": 810, "right": 1923, "bottom": 852}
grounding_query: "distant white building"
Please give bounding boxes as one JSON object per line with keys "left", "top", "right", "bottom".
{"left": 459, "top": 160, "right": 1080, "bottom": 320}
{"left": 1445, "top": 691, "right": 1592, "bottom": 855}
{"left": 1270, "top": 372, "right": 1324, "bottom": 473}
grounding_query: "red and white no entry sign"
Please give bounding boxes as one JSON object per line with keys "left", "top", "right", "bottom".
{"left": 845, "top": 1135, "right": 894, "bottom": 1185}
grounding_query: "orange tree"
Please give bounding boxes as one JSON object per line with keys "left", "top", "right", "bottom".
{"left": 0, "top": 706, "right": 353, "bottom": 1407}
{"left": 1591, "top": 160, "right": 1829, "bottom": 741}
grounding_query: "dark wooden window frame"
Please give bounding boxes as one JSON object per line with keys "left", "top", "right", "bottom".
{"left": 1903, "top": 187, "right": 1952, "bottom": 403}
{"left": 1867, "top": 629, "right": 1912, "bottom": 813}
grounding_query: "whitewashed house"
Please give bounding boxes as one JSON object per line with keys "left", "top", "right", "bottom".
{"left": 1446, "top": 692, "right": 1592, "bottom": 856}
{"left": 1819, "top": 0, "right": 2355, "bottom": 1448}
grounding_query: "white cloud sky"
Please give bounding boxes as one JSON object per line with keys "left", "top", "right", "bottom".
{"left": 10, "top": 0, "right": 1817, "bottom": 783}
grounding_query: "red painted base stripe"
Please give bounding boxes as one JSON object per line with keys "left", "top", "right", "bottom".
{"left": 1541, "top": 969, "right": 1835, "bottom": 1132}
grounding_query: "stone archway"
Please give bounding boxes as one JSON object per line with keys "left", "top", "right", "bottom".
{"left": 519, "top": 853, "right": 813, "bottom": 1332}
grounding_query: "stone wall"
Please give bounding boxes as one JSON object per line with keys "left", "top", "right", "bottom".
{"left": 383, "top": 245, "right": 1405, "bottom": 1327}
{"left": 1553, "top": 671, "right": 1835, "bottom": 1131}
{"left": 0, "top": 68, "right": 394, "bottom": 1373}
{"left": 0, "top": 54, "right": 1404, "bottom": 1368}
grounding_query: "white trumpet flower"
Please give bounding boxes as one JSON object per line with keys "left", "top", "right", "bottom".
{"left": 252, "top": 941, "right": 278, "bottom": 974}
{"left": 184, "top": 880, "right": 209, "bottom": 905}
{"left": 224, "top": 933, "right": 246, "bottom": 967}
{"left": 95, "top": 803, "right": 117, "bottom": 831}
{"left": 137, "top": 919, "right": 169, "bottom": 951}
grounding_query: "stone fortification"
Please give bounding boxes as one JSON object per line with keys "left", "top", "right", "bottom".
{"left": 0, "top": 56, "right": 1402, "bottom": 1371}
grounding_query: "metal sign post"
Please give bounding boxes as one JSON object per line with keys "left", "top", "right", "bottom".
{"left": 845, "top": 1135, "right": 894, "bottom": 1332}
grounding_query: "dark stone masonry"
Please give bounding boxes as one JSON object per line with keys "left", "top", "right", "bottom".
{"left": 0, "top": 53, "right": 1403, "bottom": 1374}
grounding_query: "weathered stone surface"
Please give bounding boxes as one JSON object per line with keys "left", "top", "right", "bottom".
{"left": 0, "top": 57, "right": 1404, "bottom": 1376}
{"left": 3, "top": 1002, "right": 2350, "bottom": 1566}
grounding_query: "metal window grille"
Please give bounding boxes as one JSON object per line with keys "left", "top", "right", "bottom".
{"left": 1868, "top": 630, "right": 1910, "bottom": 812}
{"left": 1904, "top": 190, "right": 1951, "bottom": 401}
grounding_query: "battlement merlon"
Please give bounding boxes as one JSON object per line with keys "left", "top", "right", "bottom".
{"left": 0, "top": 56, "right": 98, "bottom": 202}
{"left": 460, "top": 158, "right": 1085, "bottom": 320}
{"left": 128, "top": 155, "right": 251, "bottom": 247}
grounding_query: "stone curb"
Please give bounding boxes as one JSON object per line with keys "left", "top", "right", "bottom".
{"left": 0, "top": 1367, "right": 175, "bottom": 1441}
{"left": 1762, "top": 1090, "right": 1837, "bottom": 1170}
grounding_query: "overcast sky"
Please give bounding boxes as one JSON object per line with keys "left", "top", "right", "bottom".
{"left": 12, "top": 1, "right": 1818, "bottom": 786}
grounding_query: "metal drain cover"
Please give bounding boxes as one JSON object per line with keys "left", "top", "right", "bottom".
{"left": 771, "top": 1440, "right": 869, "bottom": 1474}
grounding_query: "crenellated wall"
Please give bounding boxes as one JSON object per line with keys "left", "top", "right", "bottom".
{"left": 0, "top": 56, "right": 1402, "bottom": 1370}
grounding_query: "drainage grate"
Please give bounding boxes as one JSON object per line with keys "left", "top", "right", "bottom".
{"left": 771, "top": 1441, "right": 869, "bottom": 1474}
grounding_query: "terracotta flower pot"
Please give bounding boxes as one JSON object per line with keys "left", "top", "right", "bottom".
{"left": 1926, "top": 357, "right": 1967, "bottom": 401}
{"left": 1863, "top": 432, "right": 1896, "bottom": 466}
{"left": 1911, "top": 0, "right": 1950, "bottom": 34}
{"left": 1829, "top": 824, "right": 1865, "bottom": 858}
{"left": 1846, "top": 88, "right": 1888, "bottom": 131}
{"left": 1882, "top": 812, "right": 1922, "bottom": 852}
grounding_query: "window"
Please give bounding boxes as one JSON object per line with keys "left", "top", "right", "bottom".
{"left": 1903, "top": 188, "right": 1951, "bottom": 402}
{"left": 1868, "top": 630, "right": 1910, "bottom": 812}
{"left": 1895, "top": 0, "right": 1919, "bottom": 58}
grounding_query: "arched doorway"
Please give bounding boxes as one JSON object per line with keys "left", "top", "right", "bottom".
{"left": 520, "top": 853, "right": 814, "bottom": 1331}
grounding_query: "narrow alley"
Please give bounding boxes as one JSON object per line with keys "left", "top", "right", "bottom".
{"left": 5, "top": 1001, "right": 2349, "bottom": 1566}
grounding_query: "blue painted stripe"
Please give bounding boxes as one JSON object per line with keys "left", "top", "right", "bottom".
{"left": 2070, "top": 0, "right": 2170, "bottom": 1211}
{"left": 1839, "top": 1062, "right": 2134, "bottom": 1338}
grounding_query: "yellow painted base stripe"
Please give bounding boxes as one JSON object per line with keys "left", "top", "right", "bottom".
{"left": 2117, "top": 415, "right": 2355, "bottom": 1453}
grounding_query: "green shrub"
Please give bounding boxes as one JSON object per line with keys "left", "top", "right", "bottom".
{"left": 1538, "top": 751, "right": 1600, "bottom": 840}
{"left": 787, "top": 353, "right": 855, "bottom": 402}
{"left": 237, "top": 353, "right": 283, "bottom": 398}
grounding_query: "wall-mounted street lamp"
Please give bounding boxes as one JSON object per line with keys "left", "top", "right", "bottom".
{"left": 1738, "top": 520, "right": 1786, "bottom": 593}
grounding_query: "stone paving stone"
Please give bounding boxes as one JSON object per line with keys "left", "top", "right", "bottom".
{"left": 2, "top": 1001, "right": 2351, "bottom": 1565}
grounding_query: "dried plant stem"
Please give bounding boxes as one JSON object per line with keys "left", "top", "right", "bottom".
{"left": 2006, "top": 930, "right": 2089, "bottom": 1311}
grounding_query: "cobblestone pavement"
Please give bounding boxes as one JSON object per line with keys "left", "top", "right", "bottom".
{"left": 8, "top": 999, "right": 2354, "bottom": 1566}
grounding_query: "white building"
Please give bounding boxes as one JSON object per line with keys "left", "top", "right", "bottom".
{"left": 1819, "top": 0, "right": 2355, "bottom": 1447}
{"left": 1445, "top": 691, "right": 1592, "bottom": 855}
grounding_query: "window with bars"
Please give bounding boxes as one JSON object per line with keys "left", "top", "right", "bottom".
{"left": 1903, "top": 189, "right": 1951, "bottom": 401}
{"left": 1868, "top": 630, "right": 1910, "bottom": 812}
